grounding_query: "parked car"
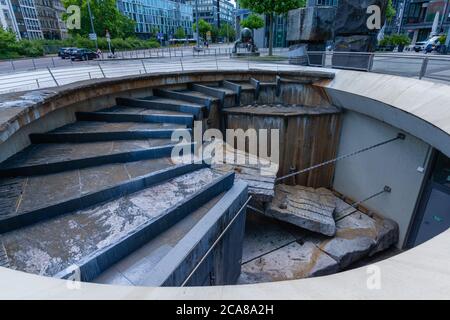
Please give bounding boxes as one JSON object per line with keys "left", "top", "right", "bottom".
{"left": 59, "top": 47, "right": 77, "bottom": 59}
{"left": 70, "top": 48, "right": 98, "bottom": 61}
{"left": 424, "top": 36, "right": 442, "bottom": 53}
{"left": 413, "top": 41, "right": 427, "bottom": 52}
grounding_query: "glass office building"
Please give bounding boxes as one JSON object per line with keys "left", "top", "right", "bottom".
{"left": 117, "top": 0, "right": 194, "bottom": 39}
{"left": 186, "top": 0, "right": 235, "bottom": 28}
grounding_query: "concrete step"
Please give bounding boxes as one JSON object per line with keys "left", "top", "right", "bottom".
{"left": 29, "top": 121, "right": 188, "bottom": 143}
{"left": 153, "top": 88, "right": 214, "bottom": 110}
{"left": 224, "top": 80, "right": 257, "bottom": 105}
{"left": 188, "top": 83, "right": 239, "bottom": 108}
{"left": 97, "top": 180, "right": 248, "bottom": 287}
{"left": 117, "top": 97, "right": 206, "bottom": 119}
{"left": 0, "top": 139, "right": 192, "bottom": 177}
{"left": 94, "top": 192, "right": 226, "bottom": 286}
{"left": 0, "top": 169, "right": 234, "bottom": 282}
{"left": 76, "top": 111, "right": 194, "bottom": 127}
{"left": 0, "top": 160, "right": 206, "bottom": 233}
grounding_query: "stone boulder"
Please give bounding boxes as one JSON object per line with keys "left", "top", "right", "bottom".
{"left": 239, "top": 241, "right": 339, "bottom": 283}
{"left": 334, "top": 0, "right": 387, "bottom": 36}
{"left": 265, "top": 185, "right": 337, "bottom": 236}
{"left": 311, "top": 196, "right": 399, "bottom": 269}
{"left": 287, "top": 6, "right": 336, "bottom": 43}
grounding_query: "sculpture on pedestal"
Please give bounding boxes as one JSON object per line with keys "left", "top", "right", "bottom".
{"left": 287, "top": 0, "right": 388, "bottom": 69}
{"left": 232, "top": 28, "right": 260, "bottom": 57}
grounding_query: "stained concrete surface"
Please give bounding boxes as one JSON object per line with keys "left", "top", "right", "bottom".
{"left": 0, "top": 139, "right": 173, "bottom": 169}
{"left": 94, "top": 194, "right": 224, "bottom": 286}
{"left": 0, "top": 168, "right": 223, "bottom": 277}
{"left": 52, "top": 121, "right": 185, "bottom": 133}
{"left": 0, "top": 158, "right": 173, "bottom": 217}
{"left": 102, "top": 106, "right": 191, "bottom": 117}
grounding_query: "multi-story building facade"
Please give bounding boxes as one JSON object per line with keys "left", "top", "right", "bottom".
{"left": 186, "top": 0, "right": 235, "bottom": 28}
{"left": 2, "top": 0, "right": 66, "bottom": 40}
{"left": 117, "top": 0, "right": 194, "bottom": 39}
{"left": 0, "top": 0, "right": 20, "bottom": 36}
{"left": 35, "top": 0, "right": 66, "bottom": 39}
{"left": 397, "top": 0, "right": 450, "bottom": 43}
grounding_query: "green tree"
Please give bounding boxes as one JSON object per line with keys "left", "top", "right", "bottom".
{"left": 174, "top": 27, "right": 186, "bottom": 39}
{"left": 219, "top": 23, "right": 236, "bottom": 42}
{"left": 62, "top": 0, "right": 135, "bottom": 38}
{"left": 240, "top": 13, "right": 265, "bottom": 31}
{"left": 0, "top": 28, "right": 17, "bottom": 52}
{"left": 193, "top": 19, "right": 212, "bottom": 41}
{"left": 239, "top": 0, "right": 305, "bottom": 55}
{"left": 386, "top": 0, "right": 396, "bottom": 22}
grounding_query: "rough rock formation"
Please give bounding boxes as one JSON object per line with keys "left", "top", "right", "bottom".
{"left": 265, "top": 185, "right": 337, "bottom": 236}
{"left": 240, "top": 241, "right": 339, "bottom": 283}
{"left": 334, "top": 0, "right": 387, "bottom": 36}
{"left": 287, "top": 6, "right": 336, "bottom": 44}
{"left": 241, "top": 188, "right": 400, "bottom": 283}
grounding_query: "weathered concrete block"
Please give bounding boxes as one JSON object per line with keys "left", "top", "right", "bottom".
{"left": 239, "top": 241, "right": 339, "bottom": 283}
{"left": 287, "top": 6, "right": 336, "bottom": 43}
{"left": 311, "top": 197, "right": 399, "bottom": 269}
{"left": 265, "top": 185, "right": 337, "bottom": 236}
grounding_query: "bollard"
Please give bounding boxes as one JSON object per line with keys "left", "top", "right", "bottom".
{"left": 419, "top": 57, "right": 429, "bottom": 79}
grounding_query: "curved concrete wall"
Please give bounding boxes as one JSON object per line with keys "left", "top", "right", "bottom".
{"left": 0, "top": 68, "right": 449, "bottom": 298}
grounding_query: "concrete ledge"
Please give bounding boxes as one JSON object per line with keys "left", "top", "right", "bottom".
{"left": 0, "top": 226, "right": 448, "bottom": 299}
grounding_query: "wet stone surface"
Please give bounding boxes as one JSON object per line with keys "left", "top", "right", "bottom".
{"left": 52, "top": 121, "right": 185, "bottom": 133}
{"left": 0, "top": 139, "right": 173, "bottom": 169}
{"left": 1, "top": 168, "right": 222, "bottom": 277}
{"left": 0, "top": 158, "right": 173, "bottom": 217}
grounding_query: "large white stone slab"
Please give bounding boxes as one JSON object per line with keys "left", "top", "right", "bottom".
{"left": 265, "top": 185, "right": 337, "bottom": 236}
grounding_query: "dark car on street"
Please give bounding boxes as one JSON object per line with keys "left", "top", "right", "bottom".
{"left": 59, "top": 47, "right": 77, "bottom": 59}
{"left": 70, "top": 48, "right": 98, "bottom": 61}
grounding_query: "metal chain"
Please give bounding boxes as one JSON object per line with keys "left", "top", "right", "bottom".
{"left": 276, "top": 133, "right": 405, "bottom": 183}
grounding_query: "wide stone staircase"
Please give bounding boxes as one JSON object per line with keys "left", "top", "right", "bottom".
{"left": 0, "top": 80, "right": 262, "bottom": 286}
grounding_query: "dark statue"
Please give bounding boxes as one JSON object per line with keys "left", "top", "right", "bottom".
{"left": 232, "top": 28, "right": 260, "bottom": 57}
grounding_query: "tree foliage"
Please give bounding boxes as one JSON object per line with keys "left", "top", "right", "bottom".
{"left": 386, "top": 0, "right": 396, "bottom": 22}
{"left": 193, "top": 19, "right": 212, "bottom": 40}
{"left": 240, "top": 14, "right": 265, "bottom": 30}
{"left": 238, "top": 0, "right": 305, "bottom": 16}
{"left": 219, "top": 23, "right": 237, "bottom": 41}
{"left": 174, "top": 27, "right": 186, "bottom": 39}
{"left": 238, "top": 0, "right": 305, "bottom": 55}
{"left": 62, "top": 0, "right": 135, "bottom": 38}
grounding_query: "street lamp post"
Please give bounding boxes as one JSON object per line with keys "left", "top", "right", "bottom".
{"left": 195, "top": 0, "right": 200, "bottom": 48}
{"left": 87, "top": 0, "right": 98, "bottom": 50}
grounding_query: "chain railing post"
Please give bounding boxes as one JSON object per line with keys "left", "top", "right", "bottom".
{"left": 141, "top": 59, "right": 148, "bottom": 73}
{"left": 419, "top": 57, "right": 429, "bottom": 79}
{"left": 367, "top": 53, "right": 375, "bottom": 72}
{"left": 98, "top": 62, "right": 106, "bottom": 78}
{"left": 47, "top": 67, "right": 59, "bottom": 86}
{"left": 180, "top": 58, "right": 184, "bottom": 71}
